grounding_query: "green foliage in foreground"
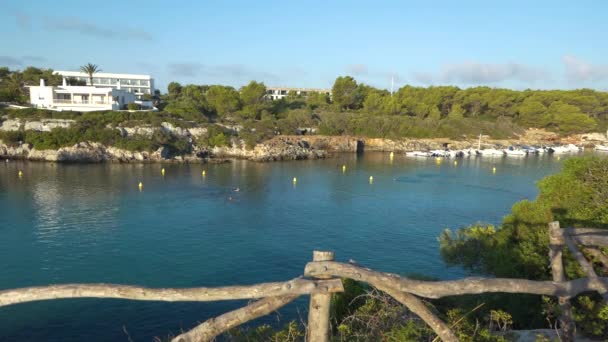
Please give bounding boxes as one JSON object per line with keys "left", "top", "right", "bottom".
{"left": 439, "top": 156, "right": 608, "bottom": 337}
{"left": 224, "top": 279, "right": 509, "bottom": 342}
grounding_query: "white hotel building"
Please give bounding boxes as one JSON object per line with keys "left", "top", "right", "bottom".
{"left": 54, "top": 71, "right": 155, "bottom": 100}
{"left": 29, "top": 79, "right": 136, "bottom": 112}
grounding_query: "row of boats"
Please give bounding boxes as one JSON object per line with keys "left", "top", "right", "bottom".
{"left": 406, "top": 144, "right": 608, "bottom": 158}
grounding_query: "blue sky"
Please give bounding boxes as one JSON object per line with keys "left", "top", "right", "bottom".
{"left": 1, "top": 0, "right": 607, "bottom": 92}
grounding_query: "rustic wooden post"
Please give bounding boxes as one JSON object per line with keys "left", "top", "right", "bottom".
{"left": 307, "top": 251, "right": 335, "bottom": 342}
{"left": 548, "top": 221, "right": 574, "bottom": 341}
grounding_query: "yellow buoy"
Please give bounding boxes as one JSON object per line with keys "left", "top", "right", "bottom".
{"left": 454, "top": 160, "right": 458, "bottom": 166}
{"left": 18, "top": 170, "right": 23, "bottom": 178}
{"left": 369, "top": 176, "right": 374, "bottom": 184}
{"left": 389, "top": 151, "right": 394, "bottom": 159}
{"left": 492, "top": 167, "right": 496, "bottom": 174}
{"left": 293, "top": 177, "right": 297, "bottom": 184}
{"left": 342, "top": 164, "right": 346, "bottom": 173}
{"left": 138, "top": 181, "right": 143, "bottom": 190}
{"left": 202, "top": 170, "right": 206, "bottom": 177}
{"left": 435, "top": 157, "right": 442, "bottom": 165}
{"left": 557, "top": 156, "right": 561, "bottom": 161}
{"left": 161, "top": 168, "right": 165, "bottom": 176}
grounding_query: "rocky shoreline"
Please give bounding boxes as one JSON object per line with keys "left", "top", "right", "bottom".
{"left": 1, "top": 117, "right": 606, "bottom": 163}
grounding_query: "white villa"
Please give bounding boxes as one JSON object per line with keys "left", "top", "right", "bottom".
{"left": 266, "top": 87, "right": 331, "bottom": 100}
{"left": 54, "top": 71, "right": 155, "bottom": 100}
{"left": 29, "top": 79, "right": 136, "bottom": 112}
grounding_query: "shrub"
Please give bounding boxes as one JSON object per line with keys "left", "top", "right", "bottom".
{"left": 127, "top": 103, "right": 141, "bottom": 111}
{"left": 0, "top": 130, "right": 25, "bottom": 146}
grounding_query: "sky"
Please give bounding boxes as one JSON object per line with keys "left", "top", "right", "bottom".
{"left": 1, "top": 0, "right": 608, "bottom": 92}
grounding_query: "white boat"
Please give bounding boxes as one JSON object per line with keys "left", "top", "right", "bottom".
{"left": 550, "top": 144, "right": 580, "bottom": 154}
{"left": 595, "top": 144, "right": 608, "bottom": 152}
{"left": 474, "top": 133, "right": 503, "bottom": 156}
{"left": 504, "top": 148, "right": 527, "bottom": 156}
{"left": 477, "top": 149, "right": 505, "bottom": 157}
{"left": 522, "top": 146, "right": 539, "bottom": 154}
{"left": 405, "top": 151, "right": 432, "bottom": 157}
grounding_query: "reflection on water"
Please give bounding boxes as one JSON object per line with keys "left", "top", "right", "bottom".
{"left": 0, "top": 152, "right": 600, "bottom": 341}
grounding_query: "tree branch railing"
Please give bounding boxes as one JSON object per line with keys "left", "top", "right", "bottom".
{"left": 1, "top": 222, "right": 608, "bottom": 341}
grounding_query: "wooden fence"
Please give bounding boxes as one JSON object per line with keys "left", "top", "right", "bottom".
{"left": 1, "top": 221, "right": 607, "bottom": 341}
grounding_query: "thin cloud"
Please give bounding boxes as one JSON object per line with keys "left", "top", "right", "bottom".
{"left": 22, "top": 56, "right": 46, "bottom": 62}
{"left": 414, "top": 60, "right": 548, "bottom": 84}
{"left": 346, "top": 64, "right": 369, "bottom": 76}
{"left": 44, "top": 16, "right": 153, "bottom": 41}
{"left": 0, "top": 55, "right": 47, "bottom": 67}
{"left": 167, "top": 62, "right": 280, "bottom": 84}
{"left": 168, "top": 63, "right": 203, "bottom": 77}
{"left": 562, "top": 55, "right": 608, "bottom": 82}
{"left": 0, "top": 56, "right": 23, "bottom": 66}
{"left": 13, "top": 10, "right": 31, "bottom": 30}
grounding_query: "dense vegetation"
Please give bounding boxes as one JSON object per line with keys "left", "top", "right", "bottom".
{"left": 2, "top": 66, "right": 608, "bottom": 152}
{"left": 440, "top": 156, "right": 608, "bottom": 338}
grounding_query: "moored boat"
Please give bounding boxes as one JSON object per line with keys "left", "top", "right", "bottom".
{"left": 405, "top": 151, "right": 432, "bottom": 157}
{"left": 595, "top": 144, "right": 608, "bottom": 152}
{"left": 477, "top": 148, "right": 505, "bottom": 157}
{"left": 504, "top": 147, "right": 527, "bottom": 156}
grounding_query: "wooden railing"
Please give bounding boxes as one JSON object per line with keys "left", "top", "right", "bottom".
{"left": 1, "top": 222, "right": 607, "bottom": 341}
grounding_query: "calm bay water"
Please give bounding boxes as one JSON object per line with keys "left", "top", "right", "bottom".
{"left": 0, "top": 152, "right": 572, "bottom": 341}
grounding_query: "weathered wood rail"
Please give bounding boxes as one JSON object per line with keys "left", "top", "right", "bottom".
{"left": 1, "top": 221, "right": 607, "bottom": 341}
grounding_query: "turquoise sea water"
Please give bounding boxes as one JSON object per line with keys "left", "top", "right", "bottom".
{"left": 0, "top": 153, "right": 575, "bottom": 341}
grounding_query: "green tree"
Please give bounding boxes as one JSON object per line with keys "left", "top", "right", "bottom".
{"left": 544, "top": 101, "right": 597, "bottom": 134}
{"left": 167, "top": 82, "right": 182, "bottom": 99}
{"left": 163, "top": 85, "right": 211, "bottom": 120}
{"left": 305, "top": 91, "right": 330, "bottom": 109}
{"left": 448, "top": 103, "right": 465, "bottom": 119}
{"left": 239, "top": 81, "right": 267, "bottom": 119}
{"left": 79, "top": 63, "right": 101, "bottom": 85}
{"left": 332, "top": 76, "right": 362, "bottom": 110}
{"left": 363, "top": 91, "right": 386, "bottom": 114}
{"left": 205, "top": 85, "right": 241, "bottom": 117}
{"left": 240, "top": 81, "right": 267, "bottom": 106}
{"left": 516, "top": 98, "right": 546, "bottom": 127}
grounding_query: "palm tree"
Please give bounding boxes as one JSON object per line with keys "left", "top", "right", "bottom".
{"left": 80, "top": 63, "right": 101, "bottom": 86}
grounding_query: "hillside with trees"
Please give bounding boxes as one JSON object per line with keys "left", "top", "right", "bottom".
{"left": 1, "top": 65, "right": 607, "bottom": 151}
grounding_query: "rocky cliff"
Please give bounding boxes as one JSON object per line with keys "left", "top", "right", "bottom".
{"left": 1, "top": 116, "right": 606, "bottom": 164}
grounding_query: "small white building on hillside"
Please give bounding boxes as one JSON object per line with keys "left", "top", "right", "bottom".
{"left": 266, "top": 87, "right": 331, "bottom": 101}
{"left": 29, "top": 79, "right": 136, "bottom": 112}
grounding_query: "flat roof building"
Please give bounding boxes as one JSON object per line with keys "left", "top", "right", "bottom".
{"left": 54, "top": 71, "right": 154, "bottom": 100}
{"left": 29, "top": 79, "right": 137, "bottom": 112}
{"left": 266, "top": 87, "right": 331, "bottom": 101}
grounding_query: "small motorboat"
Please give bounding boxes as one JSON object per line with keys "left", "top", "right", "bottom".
{"left": 405, "top": 151, "right": 432, "bottom": 157}
{"left": 595, "top": 144, "right": 608, "bottom": 152}
{"left": 550, "top": 144, "right": 581, "bottom": 154}
{"left": 477, "top": 149, "right": 505, "bottom": 157}
{"left": 504, "top": 146, "right": 527, "bottom": 156}
{"left": 521, "top": 146, "right": 538, "bottom": 154}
